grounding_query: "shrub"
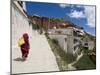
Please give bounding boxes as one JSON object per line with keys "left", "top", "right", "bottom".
{"left": 51, "top": 39, "right": 59, "bottom": 45}
{"left": 45, "top": 33, "right": 49, "bottom": 39}
{"left": 73, "top": 54, "right": 96, "bottom": 70}
{"left": 32, "top": 24, "right": 40, "bottom": 30}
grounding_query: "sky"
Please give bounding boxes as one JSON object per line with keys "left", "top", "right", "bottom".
{"left": 25, "top": 2, "right": 96, "bottom": 36}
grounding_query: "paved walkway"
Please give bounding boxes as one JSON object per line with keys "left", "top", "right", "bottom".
{"left": 12, "top": 31, "right": 59, "bottom": 74}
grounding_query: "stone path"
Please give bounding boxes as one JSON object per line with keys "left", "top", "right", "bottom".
{"left": 12, "top": 31, "right": 59, "bottom": 74}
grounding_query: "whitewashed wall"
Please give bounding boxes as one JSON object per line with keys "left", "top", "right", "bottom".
{"left": 48, "top": 29, "right": 74, "bottom": 54}
{"left": 49, "top": 34, "right": 68, "bottom": 53}
{"left": 88, "top": 41, "right": 95, "bottom": 50}
{"left": 12, "top": 3, "right": 33, "bottom": 49}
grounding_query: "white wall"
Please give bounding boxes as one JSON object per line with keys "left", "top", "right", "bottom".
{"left": 49, "top": 34, "right": 67, "bottom": 53}
{"left": 12, "top": 3, "right": 32, "bottom": 49}
{"left": 88, "top": 41, "right": 94, "bottom": 50}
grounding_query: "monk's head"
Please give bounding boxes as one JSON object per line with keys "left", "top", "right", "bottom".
{"left": 23, "top": 33, "right": 29, "bottom": 40}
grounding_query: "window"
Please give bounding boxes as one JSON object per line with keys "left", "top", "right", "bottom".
{"left": 65, "top": 38, "right": 67, "bottom": 42}
{"left": 55, "top": 31, "right": 62, "bottom": 34}
{"left": 74, "top": 39, "right": 78, "bottom": 44}
{"left": 74, "top": 46, "right": 77, "bottom": 51}
{"left": 84, "top": 43, "right": 88, "bottom": 46}
{"left": 73, "top": 31, "right": 78, "bottom": 36}
{"left": 18, "top": 1, "right": 23, "bottom": 7}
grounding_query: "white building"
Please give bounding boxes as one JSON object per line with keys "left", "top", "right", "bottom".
{"left": 48, "top": 26, "right": 85, "bottom": 57}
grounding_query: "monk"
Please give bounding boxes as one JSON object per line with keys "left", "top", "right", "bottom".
{"left": 20, "top": 33, "right": 30, "bottom": 60}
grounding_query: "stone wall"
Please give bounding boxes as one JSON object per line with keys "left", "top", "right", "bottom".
{"left": 28, "top": 16, "right": 71, "bottom": 30}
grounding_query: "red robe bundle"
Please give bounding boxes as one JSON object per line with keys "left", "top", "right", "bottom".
{"left": 20, "top": 33, "right": 30, "bottom": 59}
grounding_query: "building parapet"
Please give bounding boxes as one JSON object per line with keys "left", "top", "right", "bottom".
{"left": 13, "top": 1, "right": 27, "bottom": 18}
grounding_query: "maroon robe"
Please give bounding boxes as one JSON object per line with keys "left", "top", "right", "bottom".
{"left": 20, "top": 33, "right": 30, "bottom": 58}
